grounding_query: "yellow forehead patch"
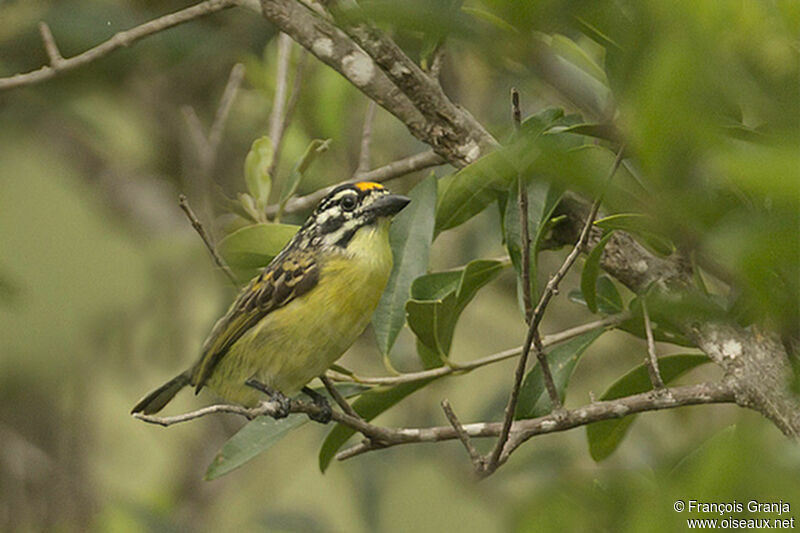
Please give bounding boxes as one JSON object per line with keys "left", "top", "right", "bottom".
{"left": 354, "top": 181, "right": 384, "bottom": 192}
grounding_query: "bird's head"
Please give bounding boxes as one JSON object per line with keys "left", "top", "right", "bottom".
{"left": 302, "top": 182, "right": 410, "bottom": 249}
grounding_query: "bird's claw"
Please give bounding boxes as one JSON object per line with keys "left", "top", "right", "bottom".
{"left": 302, "top": 386, "right": 332, "bottom": 424}
{"left": 246, "top": 379, "right": 291, "bottom": 419}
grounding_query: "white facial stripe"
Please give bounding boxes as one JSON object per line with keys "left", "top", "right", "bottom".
{"left": 322, "top": 217, "right": 361, "bottom": 246}
{"left": 315, "top": 208, "right": 338, "bottom": 226}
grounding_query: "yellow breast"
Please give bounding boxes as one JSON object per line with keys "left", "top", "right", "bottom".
{"left": 206, "top": 220, "right": 393, "bottom": 405}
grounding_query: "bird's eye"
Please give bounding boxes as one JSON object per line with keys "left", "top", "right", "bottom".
{"left": 340, "top": 195, "right": 357, "bottom": 211}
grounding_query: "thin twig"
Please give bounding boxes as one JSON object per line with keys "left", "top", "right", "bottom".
{"left": 326, "top": 313, "right": 630, "bottom": 387}
{"left": 319, "top": 375, "right": 362, "bottom": 420}
{"left": 178, "top": 194, "right": 238, "bottom": 285}
{"left": 267, "top": 33, "right": 294, "bottom": 180}
{"left": 135, "top": 395, "right": 397, "bottom": 448}
{"left": 206, "top": 63, "right": 246, "bottom": 170}
{"left": 38, "top": 22, "right": 64, "bottom": 67}
{"left": 278, "top": 49, "right": 308, "bottom": 149}
{"left": 0, "top": 0, "right": 237, "bottom": 92}
{"left": 356, "top": 101, "right": 377, "bottom": 175}
{"left": 484, "top": 144, "right": 627, "bottom": 475}
{"left": 265, "top": 150, "right": 444, "bottom": 216}
{"left": 354, "top": 150, "right": 445, "bottom": 182}
{"left": 512, "top": 88, "right": 533, "bottom": 323}
{"left": 441, "top": 399, "right": 482, "bottom": 468}
{"left": 642, "top": 299, "right": 666, "bottom": 389}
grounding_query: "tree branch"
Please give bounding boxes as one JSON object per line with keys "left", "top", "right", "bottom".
{"left": 265, "top": 150, "right": 443, "bottom": 217}
{"left": 0, "top": 0, "right": 238, "bottom": 92}
{"left": 549, "top": 196, "right": 800, "bottom": 439}
{"left": 335, "top": 381, "right": 737, "bottom": 463}
{"left": 326, "top": 1, "right": 495, "bottom": 164}
{"left": 249, "top": 0, "right": 496, "bottom": 165}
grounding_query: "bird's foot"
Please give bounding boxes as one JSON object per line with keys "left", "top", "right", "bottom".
{"left": 302, "top": 386, "right": 332, "bottom": 424}
{"left": 245, "top": 379, "right": 291, "bottom": 419}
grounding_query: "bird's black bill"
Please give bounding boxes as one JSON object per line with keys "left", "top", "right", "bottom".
{"left": 367, "top": 194, "right": 411, "bottom": 218}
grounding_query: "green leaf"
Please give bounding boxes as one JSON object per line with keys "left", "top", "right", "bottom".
{"left": 594, "top": 214, "right": 675, "bottom": 256}
{"left": 461, "top": 6, "right": 519, "bottom": 34}
{"left": 580, "top": 231, "right": 616, "bottom": 313}
{"left": 406, "top": 259, "right": 504, "bottom": 359}
{"left": 586, "top": 354, "right": 711, "bottom": 461}
{"left": 275, "top": 139, "right": 331, "bottom": 221}
{"left": 206, "top": 414, "right": 307, "bottom": 480}
{"left": 514, "top": 329, "right": 605, "bottom": 419}
{"left": 569, "top": 275, "right": 624, "bottom": 315}
{"left": 433, "top": 107, "right": 574, "bottom": 236}
{"left": 533, "top": 144, "right": 636, "bottom": 201}
{"left": 434, "top": 150, "right": 516, "bottom": 234}
{"left": 553, "top": 123, "right": 620, "bottom": 143}
{"left": 208, "top": 383, "right": 368, "bottom": 480}
{"left": 238, "top": 192, "right": 263, "bottom": 224}
{"left": 218, "top": 223, "right": 298, "bottom": 280}
{"left": 244, "top": 137, "right": 274, "bottom": 212}
{"left": 318, "top": 380, "right": 435, "bottom": 472}
{"left": 372, "top": 175, "right": 437, "bottom": 356}
{"left": 547, "top": 33, "right": 608, "bottom": 84}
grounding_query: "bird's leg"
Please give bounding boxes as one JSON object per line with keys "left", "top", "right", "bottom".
{"left": 245, "top": 378, "right": 291, "bottom": 419}
{"left": 301, "top": 386, "right": 332, "bottom": 424}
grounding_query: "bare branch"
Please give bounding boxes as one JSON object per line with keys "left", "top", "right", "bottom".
{"left": 326, "top": 313, "right": 630, "bottom": 387}
{"left": 356, "top": 101, "right": 377, "bottom": 175}
{"left": 335, "top": 381, "right": 737, "bottom": 462}
{"left": 550, "top": 195, "right": 800, "bottom": 439}
{"left": 642, "top": 299, "right": 666, "bottom": 389}
{"left": 135, "top": 394, "right": 401, "bottom": 448}
{"left": 251, "top": 0, "right": 495, "bottom": 165}
{"left": 326, "top": 2, "right": 495, "bottom": 164}
{"left": 38, "top": 22, "right": 64, "bottom": 67}
{"left": 178, "top": 194, "right": 238, "bottom": 285}
{"left": 0, "top": 0, "right": 238, "bottom": 92}
{"left": 265, "top": 150, "right": 443, "bottom": 217}
{"left": 484, "top": 144, "right": 626, "bottom": 475}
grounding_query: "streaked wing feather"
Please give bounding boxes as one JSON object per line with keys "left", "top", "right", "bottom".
{"left": 192, "top": 250, "right": 319, "bottom": 391}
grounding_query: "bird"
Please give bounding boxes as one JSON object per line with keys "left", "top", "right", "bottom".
{"left": 131, "top": 181, "right": 410, "bottom": 421}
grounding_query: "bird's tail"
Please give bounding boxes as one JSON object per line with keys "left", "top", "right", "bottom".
{"left": 131, "top": 371, "right": 191, "bottom": 415}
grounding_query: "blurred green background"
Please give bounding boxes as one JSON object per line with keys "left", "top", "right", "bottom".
{"left": 1, "top": 1, "right": 798, "bottom": 532}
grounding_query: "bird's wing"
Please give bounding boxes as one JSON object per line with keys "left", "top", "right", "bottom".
{"left": 192, "top": 248, "right": 319, "bottom": 392}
